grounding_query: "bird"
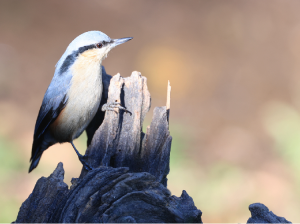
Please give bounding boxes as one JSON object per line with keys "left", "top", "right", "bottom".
{"left": 29, "top": 31, "right": 132, "bottom": 173}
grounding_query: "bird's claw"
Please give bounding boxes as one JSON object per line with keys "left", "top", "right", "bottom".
{"left": 102, "top": 101, "right": 132, "bottom": 115}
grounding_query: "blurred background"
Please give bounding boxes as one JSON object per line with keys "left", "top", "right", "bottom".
{"left": 0, "top": 0, "right": 300, "bottom": 222}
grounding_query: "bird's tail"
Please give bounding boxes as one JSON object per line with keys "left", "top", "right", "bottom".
{"left": 30, "top": 132, "right": 55, "bottom": 173}
{"left": 29, "top": 139, "right": 47, "bottom": 173}
{"left": 29, "top": 154, "right": 42, "bottom": 173}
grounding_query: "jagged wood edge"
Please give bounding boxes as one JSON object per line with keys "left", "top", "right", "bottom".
{"left": 81, "top": 71, "right": 171, "bottom": 187}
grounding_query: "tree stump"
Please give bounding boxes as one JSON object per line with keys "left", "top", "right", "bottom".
{"left": 15, "top": 69, "right": 203, "bottom": 223}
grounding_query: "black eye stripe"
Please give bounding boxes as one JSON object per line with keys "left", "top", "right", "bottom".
{"left": 59, "top": 40, "right": 113, "bottom": 75}
{"left": 78, "top": 44, "right": 97, "bottom": 53}
{"left": 97, "top": 40, "right": 113, "bottom": 47}
{"left": 59, "top": 44, "right": 97, "bottom": 74}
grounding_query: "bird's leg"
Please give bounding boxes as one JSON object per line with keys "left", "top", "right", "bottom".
{"left": 102, "top": 101, "right": 132, "bottom": 115}
{"left": 70, "top": 141, "right": 92, "bottom": 171}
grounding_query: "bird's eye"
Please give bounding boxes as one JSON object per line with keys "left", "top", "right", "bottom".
{"left": 96, "top": 43, "right": 103, "bottom": 48}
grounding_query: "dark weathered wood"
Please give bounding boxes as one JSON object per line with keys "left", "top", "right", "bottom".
{"left": 15, "top": 163, "right": 68, "bottom": 223}
{"left": 15, "top": 69, "right": 202, "bottom": 223}
{"left": 81, "top": 71, "right": 151, "bottom": 178}
{"left": 247, "top": 203, "right": 291, "bottom": 223}
{"left": 81, "top": 71, "right": 171, "bottom": 187}
{"left": 16, "top": 162, "right": 202, "bottom": 223}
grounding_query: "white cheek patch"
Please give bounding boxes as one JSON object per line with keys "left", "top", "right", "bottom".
{"left": 97, "top": 46, "right": 113, "bottom": 61}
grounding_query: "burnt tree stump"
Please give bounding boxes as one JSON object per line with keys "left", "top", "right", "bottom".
{"left": 15, "top": 69, "right": 202, "bottom": 223}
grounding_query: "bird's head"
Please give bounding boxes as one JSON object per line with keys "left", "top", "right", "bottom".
{"left": 55, "top": 31, "right": 132, "bottom": 75}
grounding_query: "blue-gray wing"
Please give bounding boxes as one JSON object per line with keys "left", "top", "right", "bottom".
{"left": 31, "top": 72, "right": 72, "bottom": 160}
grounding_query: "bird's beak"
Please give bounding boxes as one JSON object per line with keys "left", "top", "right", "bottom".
{"left": 110, "top": 37, "right": 133, "bottom": 48}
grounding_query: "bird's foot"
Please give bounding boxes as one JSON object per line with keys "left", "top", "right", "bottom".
{"left": 78, "top": 155, "right": 93, "bottom": 171}
{"left": 102, "top": 101, "right": 132, "bottom": 115}
{"left": 70, "top": 141, "right": 93, "bottom": 171}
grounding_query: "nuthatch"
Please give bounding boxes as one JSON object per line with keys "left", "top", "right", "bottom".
{"left": 29, "top": 31, "right": 132, "bottom": 172}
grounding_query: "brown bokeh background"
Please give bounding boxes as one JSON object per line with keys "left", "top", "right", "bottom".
{"left": 1, "top": 0, "right": 300, "bottom": 222}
